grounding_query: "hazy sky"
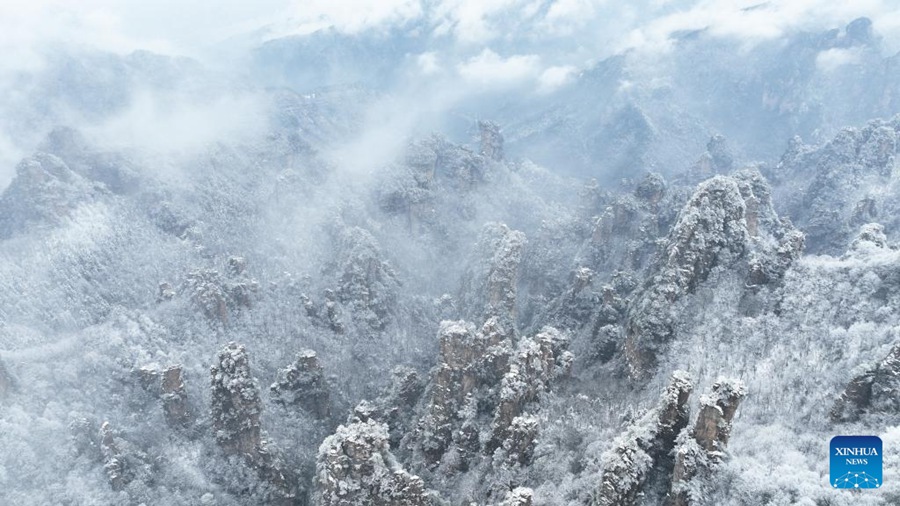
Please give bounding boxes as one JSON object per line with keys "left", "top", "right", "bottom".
{"left": 2, "top": 0, "right": 899, "bottom": 62}
{"left": 0, "top": 0, "right": 899, "bottom": 189}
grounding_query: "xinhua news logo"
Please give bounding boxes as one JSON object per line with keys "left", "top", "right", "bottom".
{"left": 830, "top": 435, "right": 882, "bottom": 490}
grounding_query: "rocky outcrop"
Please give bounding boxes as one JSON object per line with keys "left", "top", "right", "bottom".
{"left": 315, "top": 420, "right": 432, "bottom": 506}
{"left": 625, "top": 173, "right": 803, "bottom": 378}
{"left": 669, "top": 378, "right": 746, "bottom": 506}
{"left": 831, "top": 342, "right": 900, "bottom": 422}
{"left": 270, "top": 349, "right": 331, "bottom": 419}
{"left": 458, "top": 223, "right": 526, "bottom": 327}
{"left": 487, "top": 327, "right": 572, "bottom": 454}
{"left": 772, "top": 118, "right": 900, "bottom": 254}
{"left": 210, "top": 342, "right": 296, "bottom": 504}
{"left": 184, "top": 258, "right": 259, "bottom": 325}
{"left": 211, "top": 343, "right": 264, "bottom": 457}
{"left": 479, "top": 121, "right": 504, "bottom": 162}
{"left": 594, "top": 372, "right": 693, "bottom": 506}
{"left": 334, "top": 227, "right": 401, "bottom": 333}
{"left": 0, "top": 153, "right": 104, "bottom": 239}
{"left": 98, "top": 421, "right": 152, "bottom": 492}
{"left": 495, "top": 487, "right": 533, "bottom": 506}
{"left": 848, "top": 222, "right": 889, "bottom": 252}
{"left": 689, "top": 135, "right": 734, "bottom": 181}
{"left": 411, "top": 321, "right": 570, "bottom": 472}
{"left": 415, "top": 319, "right": 514, "bottom": 467}
{"left": 137, "top": 364, "right": 191, "bottom": 428}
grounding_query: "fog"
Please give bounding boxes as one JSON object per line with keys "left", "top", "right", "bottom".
{"left": 2, "top": 2, "right": 900, "bottom": 505}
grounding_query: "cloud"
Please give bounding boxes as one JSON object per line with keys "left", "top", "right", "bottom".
{"left": 268, "top": 0, "right": 424, "bottom": 38}
{"left": 81, "top": 90, "right": 269, "bottom": 155}
{"left": 418, "top": 52, "right": 442, "bottom": 75}
{"left": 816, "top": 47, "right": 863, "bottom": 72}
{"left": 619, "top": 0, "right": 900, "bottom": 55}
{"left": 538, "top": 65, "right": 577, "bottom": 93}
{"left": 457, "top": 49, "right": 541, "bottom": 87}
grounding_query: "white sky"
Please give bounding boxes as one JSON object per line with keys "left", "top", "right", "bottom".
{"left": 1, "top": 0, "right": 898, "bottom": 61}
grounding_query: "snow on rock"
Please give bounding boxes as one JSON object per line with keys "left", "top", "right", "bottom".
{"left": 625, "top": 172, "right": 802, "bottom": 378}
{"left": 670, "top": 378, "right": 746, "bottom": 506}
{"left": 270, "top": 349, "right": 331, "bottom": 419}
{"left": 315, "top": 420, "right": 433, "bottom": 506}
{"left": 831, "top": 341, "right": 900, "bottom": 422}
{"left": 458, "top": 222, "right": 527, "bottom": 329}
{"left": 210, "top": 342, "right": 297, "bottom": 504}
{"left": 594, "top": 371, "right": 693, "bottom": 506}
{"left": 137, "top": 363, "right": 192, "bottom": 429}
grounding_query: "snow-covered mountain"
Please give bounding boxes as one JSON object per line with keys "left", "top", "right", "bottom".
{"left": 2, "top": 4, "right": 900, "bottom": 505}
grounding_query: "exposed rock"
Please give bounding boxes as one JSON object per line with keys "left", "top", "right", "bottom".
{"left": 184, "top": 264, "right": 259, "bottom": 325}
{"left": 594, "top": 371, "right": 693, "bottom": 506}
{"left": 831, "top": 342, "right": 900, "bottom": 422}
{"left": 137, "top": 364, "right": 192, "bottom": 428}
{"left": 487, "top": 327, "right": 572, "bottom": 455}
{"left": 415, "top": 319, "right": 513, "bottom": 466}
{"left": 315, "top": 420, "right": 433, "bottom": 506}
{"left": 625, "top": 173, "right": 802, "bottom": 378}
{"left": 211, "top": 343, "right": 263, "bottom": 458}
{"left": 498, "top": 415, "right": 539, "bottom": 466}
{"left": 458, "top": 223, "right": 526, "bottom": 327}
{"left": 270, "top": 349, "right": 331, "bottom": 419}
{"left": 773, "top": 119, "right": 899, "bottom": 253}
{"left": 210, "top": 342, "right": 297, "bottom": 503}
{"left": 410, "top": 320, "right": 569, "bottom": 472}
{"left": 479, "top": 120, "right": 504, "bottom": 162}
{"left": 669, "top": 378, "right": 746, "bottom": 506}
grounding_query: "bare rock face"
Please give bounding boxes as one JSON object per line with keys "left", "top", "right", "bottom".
{"left": 184, "top": 260, "right": 259, "bottom": 325}
{"left": 458, "top": 223, "right": 526, "bottom": 328}
{"left": 137, "top": 364, "right": 192, "bottom": 428}
{"left": 669, "top": 378, "right": 746, "bottom": 506}
{"left": 625, "top": 173, "right": 802, "bottom": 378}
{"left": 594, "top": 372, "right": 693, "bottom": 506}
{"left": 411, "top": 321, "right": 570, "bottom": 473}
{"left": 487, "top": 327, "right": 572, "bottom": 454}
{"left": 585, "top": 172, "right": 680, "bottom": 277}
{"left": 315, "top": 420, "right": 432, "bottom": 506}
{"left": 831, "top": 342, "right": 900, "bottom": 422}
{"left": 211, "top": 343, "right": 263, "bottom": 458}
{"left": 210, "top": 342, "right": 297, "bottom": 504}
{"left": 270, "top": 349, "right": 331, "bottom": 419}
{"left": 773, "top": 119, "right": 900, "bottom": 254}
{"left": 415, "top": 319, "right": 514, "bottom": 466}
{"left": 479, "top": 120, "right": 504, "bottom": 162}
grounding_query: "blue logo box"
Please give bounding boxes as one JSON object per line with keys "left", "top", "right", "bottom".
{"left": 830, "top": 435, "right": 882, "bottom": 489}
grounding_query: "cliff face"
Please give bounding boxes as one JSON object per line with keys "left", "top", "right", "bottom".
{"left": 210, "top": 343, "right": 297, "bottom": 504}
{"left": 625, "top": 172, "right": 803, "bottom": 378}
{"left": 772, "top": 117, "right": 900, "bottom": 254}
{"left": 594, "top": 372, "right": 693, "bottom": 506}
